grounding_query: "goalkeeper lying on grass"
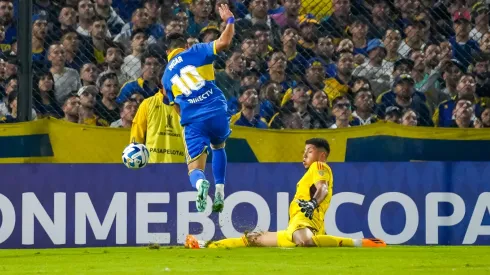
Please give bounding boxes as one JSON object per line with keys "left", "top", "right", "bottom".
{"left": 186, "top": 138, "right": 386, "bottom": 249}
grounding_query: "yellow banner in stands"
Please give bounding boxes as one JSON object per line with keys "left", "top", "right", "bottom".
{"left": 1, "top": 118, "right": 490, "bottom": 163}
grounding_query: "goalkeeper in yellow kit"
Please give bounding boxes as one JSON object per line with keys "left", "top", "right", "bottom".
{"left": 185, "top": 138, "right": 386, "bottom": 248}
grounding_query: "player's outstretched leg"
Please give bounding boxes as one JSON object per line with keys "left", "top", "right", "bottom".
{"left": 311, "top": 235, "right": 387, "bottom": 247}
{"left": 211, "top": 143, "right": 227, "bottom": 213}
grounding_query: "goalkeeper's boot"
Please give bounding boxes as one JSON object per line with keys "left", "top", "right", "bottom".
{"left": 212, "top": 191, "right": 224, "bottom": 213}
{"left": 361, "top": 238, "right": 387, "bottom": 247}
{"left": 196, "top": 180, "right": 210, "bottom": 212}
{"left": 185, "top": 235, "right": 205, "bottom": 249}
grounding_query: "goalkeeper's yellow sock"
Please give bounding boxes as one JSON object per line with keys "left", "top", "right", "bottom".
{"left": 207, "top": 236, "right": 249, "bottom": 248}
{"left": 312, "top": 235, "right": 361, "bottom": 247}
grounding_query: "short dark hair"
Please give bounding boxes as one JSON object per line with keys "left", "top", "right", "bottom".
{"left": 131, "top": 28, "right": 149, "bottom": 41}
{"left": 332, "top": 95, "right": 350, "bottom": 106}
{"left": 252, "top": 23, "right": 271, "bottom": 33}
{"left": 163, "top": 14, "right": 182, "bottom": 26}
{"left": 97, "top": 72, "right": 118, "bottom": 89}
{"left": 305, "top": 138, "right": 331, "bottom": 154}
{"left": 140, "top": 51, "right": 162, "bottom": 65}
{"left": 7, "top": 90, "right": 17, "bottom": 113}
{"left": 166, "top": 33, "right": 187, "bottom": 50}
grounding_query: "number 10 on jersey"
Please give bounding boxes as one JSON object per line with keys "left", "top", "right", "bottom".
{"left": 170, "top": 65, "right": 206, "bottom": 96}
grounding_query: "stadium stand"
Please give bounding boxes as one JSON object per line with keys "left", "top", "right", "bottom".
{"left": 0, "top": 0, "right": 489, "bottom": 130}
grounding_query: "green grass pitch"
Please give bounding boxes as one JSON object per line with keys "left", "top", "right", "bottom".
{"left": 1, "top": 246, "right": 489, "bottom": 274}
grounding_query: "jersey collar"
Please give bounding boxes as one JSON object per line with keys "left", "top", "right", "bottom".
{"left": 167, "top": 48, "right": 185, "bottom": 62}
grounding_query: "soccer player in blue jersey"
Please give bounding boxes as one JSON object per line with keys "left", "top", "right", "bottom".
{"left": 161, "top": 4, "right": 235, "bottom": 213}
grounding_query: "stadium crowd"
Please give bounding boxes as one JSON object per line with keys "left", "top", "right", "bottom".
{"left": 0, "top": 0, "right": 489, "bottom": 129}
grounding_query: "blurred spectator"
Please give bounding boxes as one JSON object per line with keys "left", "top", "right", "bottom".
{"left": 367, "top": 0, "right": 394, "bottom": 40}
{"left": 110, "top": 98, "right": 138, "bottom": 128}
{"left": 302, "top": 59, "right": 326, "bottom": 92}
{"left": 62, "top": 95, "right": 80, "bottom": 123}
{"left": 450, "top": 11, "right": 480, "bottom": 69}
{"left": 121, "top": 29, "right": 148, "bottom": 80}
{"left": 400, "top": 108, "right": 418, "bottom": 127}
{"left": 253, "top": 23, "right": 275, "bottom": 59}
{"left": 479, "top": 32, "right": 490, "bottom": 54}
{"left": 439, "top": 59, "right": 465, "bottom": 98}
{"left": 310, "top": 90, "right": 331, "bottom": 128}
{"left": 80, "top": 63, "right": 100, "bottom": 87}
{"left": 313, "top": 35, "right": 335, "bottom": 73}
{"left": 376, "top": 74, "right": 432, "bottom": 126}
{"left": 324, "top": 52, "right": 355, "bottom": 102}
{"left": 381, "top": 29, "right": 402, "bottom": 74}
{"left": 95, "top": 0, "right": 125, "bottom": 36}
{"left": 61, "top": 30, "right": 95, "bottom": 72}
{"left": 319, "top": 0, "right": 353, "bottom": 43}
{"left": 130, "top": 93, "right": 145, "bottom": 105}
{"left": 258, "top": 81, "right": 282, "bottom": 122}
{"left": 271, "top": 85, "right": 314, "bottom": 129}
{"left": 471, "top": 53, "right": 490, "bottom": 104}
{"left": 117, "top": 51, "right": 161, "bottom": 103}
{"left": 260, "top": 50, "right": 296, "bottom": 91}
{"left": 33, "top": 70, "right": 63, "bottom": 118}
{"left": 0, "top": 0, "right": 15, "bottom": 53}
{"left": 0, "top": 75, "right": 16, "bottom": 116}
{"left": 384, "top": 106, "right": 402, "bottom": 123}
{"left": 240, "top": 33, "right": 262, "bottom": 71}
{"left": 115, "top": 9, "right": 153, "bottom": 51}
{"left": 398, "top": 20, "right": 426, "bottom": 58}
{"left": 349, "top": 17, "right": 369, "bottom": 57}
{"left": 469, "top": 2, "right": 488, "bottom": 43}
{"left": 450, "top": 98, "right": 476, "bottom": 128}
{"left": 77, "top": 85, "right": 109, "bottom": 126}
{"left": 52, "top": 6, "right": 77, "bottom": 42}
{"left": 86, "top": 17, "right": 112, "bottom": 65}
{"left": 95, "top": 72, "right": 120, "bottom": 123}
{"left": 0, "top": 90, "right": 17, "bottom": 123}
{"left": 48, "top": 43, "right": 82, "bottom": 104}
{"left": 329, "top": 95, "right": 354, "bottom": 129}
{"left": 352, "top": 88, "right": 377, "bottom": 125}
{"left": 297, "top": 15, "right": 320, "bottom": 59}
{"left": 100, "top": 42, "right": 131, "bottom": 84}
{"left": 77, "top": 0, "right": 99, "bottom": 38}
{"left": 236, "top": 0, "right": 281, "bottom": 46}
{"left": 352, "top": 39, "right": 391, "bottom": 94}
{"left": 434, "top": 74, "right": 486, "bottom": 127}
{"left": 187, "top": 0, "right": 212, "bottom": 37}
{"left": 270, "top": 0, "right": 300, "bottom": 29}
{"left": 281, "top": 28, "right": 308, "bottom": 78}
{"left": 215, "top": 50, "right": 245, "bottom": 100}
{"left": 476, "top": 105, "right": 490, "bottom": 128}
{"left": 230, "top": 85, "right": 267, "bottom": 128}
{"left": 32, "top": 14, "right": 49, "bottom": 69}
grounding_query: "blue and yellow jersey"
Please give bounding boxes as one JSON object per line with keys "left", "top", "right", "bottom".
{"left": 117, "top": 77, "right": 160, "bottom": 104}
{"left": 433, "top": 96, "right": 487, "bottom": 127}
{"left": 162, "top": 42, "right": 227, "bottom": 125}
{"left": 0, "top": 25, "right": 16, "bottom": 53}
{"left": 230, "top": 111, "right": 268, "bottom": 129}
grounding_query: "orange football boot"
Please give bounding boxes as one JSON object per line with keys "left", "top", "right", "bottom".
{"left": 185, "top": 234, "right": 201, "bottom": 249}
{"left": 362, "top": 238, "right": 387, "bottom": 247}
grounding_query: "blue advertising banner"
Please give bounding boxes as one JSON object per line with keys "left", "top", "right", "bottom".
{"left": 0, "top": 162, "right": 489, "bottom": 248}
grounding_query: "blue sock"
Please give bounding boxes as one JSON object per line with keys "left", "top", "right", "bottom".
{"left": 212, "top": 148, "right": 227, "bottom": 185}
{"left": 189, "top": 169, "right": 206, "bottom": 189}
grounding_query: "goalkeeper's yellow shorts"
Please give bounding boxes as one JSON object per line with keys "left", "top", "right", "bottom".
{"left": 277, "top": 214, "right": 322, "bottom": 247}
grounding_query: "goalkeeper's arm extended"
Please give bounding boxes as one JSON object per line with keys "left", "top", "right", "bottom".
{"left": 297, "top": 181, "right": 328, "bottom": 220}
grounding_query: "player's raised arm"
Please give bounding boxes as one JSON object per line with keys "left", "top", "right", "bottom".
{"left": 214, "top": 4, "right": 235, "bottom": 53}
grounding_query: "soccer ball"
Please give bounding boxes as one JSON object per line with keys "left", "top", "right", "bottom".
{"left": 122, "top": 143, "right": 150, "bottom": 169}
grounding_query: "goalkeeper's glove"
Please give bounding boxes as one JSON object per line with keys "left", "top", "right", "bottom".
{"left": 297, "top": 199, "right": 318, "bottom": 220}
